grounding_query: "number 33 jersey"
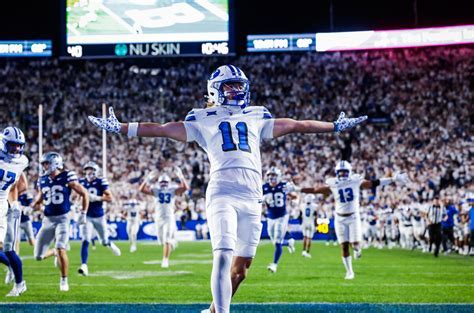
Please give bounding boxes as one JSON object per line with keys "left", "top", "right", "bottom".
{"left": 38, "top": 170, "right": 78, "bottom": 216}
{"left": 325, "top": 174, "right": 364, "bottom": 215}
{"left": 0, "top": 153, "right": 28, "bottom": 208}
{"left": 184, "top": 106, "right": 274, "bottom": 199}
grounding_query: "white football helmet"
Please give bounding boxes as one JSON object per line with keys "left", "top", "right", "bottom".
{"left": 207, "top": 65, "right": 250, "bottom": 108}
{"left": 335, "top": 160, "right": 352, "bottom": 181}
{"left": 40, "top": 152, "right": 64, "bottom": 176}
{"left": 158, "top": 174, "right": 170, "bottom": 188}
{"left": 304, "top": 194, "right": 316, "bottom": 204}
{"left": 266, "top": 167, "right": 281, "bottom": 185}
{"left": 1, "top": 126, "right": 25, "bottom": 158}
{"left": 83, "top": 161, "right": 100, "bottom": 181}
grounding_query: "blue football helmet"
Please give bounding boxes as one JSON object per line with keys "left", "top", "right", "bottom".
{"left": 1, "top": 126, "right": 25, "bottom": 158}
{"left": 207, "top": 65, "right": 250, "bottom": 108}
{"left": 83, "top": 161, "right": 100, "bottom": 181}
{"left": 335, "top": 160, "right": 352, "bottom": 181}
{"left": 40, "top": 152, "right": 64, "bottom": 175}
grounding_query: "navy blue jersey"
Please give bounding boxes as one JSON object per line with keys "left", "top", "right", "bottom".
{"left": 263, "top": 182, "right": 295, "bottom": 219}
{"left": 366, "top": 209, "right": 377, "bottom": 226}
{"left": 19, "top": 193, "right": 33, "bottom": 223}
{"left": 79, "top": 177, "right": 109, "bottom": 218}
{"left": 39, "top": 170, "right": 78, "bottom": 217}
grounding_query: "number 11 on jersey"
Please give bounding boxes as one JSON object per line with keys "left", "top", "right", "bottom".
{"left": 219, "top": 121, "right": 251, "bottom": 152}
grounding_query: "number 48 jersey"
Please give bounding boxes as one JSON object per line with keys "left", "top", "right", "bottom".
{"left": 325, "top": 174, "right": 364, "bottom": 215}
{"left": 263, "top": 182, "right": 296, "bottom": 219}
{"left": 184, "top": 106, "right": 274, "bottom": 199}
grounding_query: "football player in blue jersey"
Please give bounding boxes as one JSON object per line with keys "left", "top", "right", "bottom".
{"left": 263, "top": 167, "right": 317, "bottom": 272}
{"left": 0, "top": 127, "right": 29, "bottom": 296}
{"left": 263, "top": 167, "right": 296, "bottom": 273}
{"left": 88, "top": 65, "right": 367, "bottom": 312}
{"left": 32, "top": 152, "right": 89, "bottom": 292}
{"left": 78, "top": 161, "right": 121, "bottom": 276}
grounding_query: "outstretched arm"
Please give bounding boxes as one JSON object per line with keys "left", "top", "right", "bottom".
{"left": 174, "top": 167, "right": 190, "bottom": 196}
{"left": 88, "top": 107, "right": 187, "bottom": 142}
{"left": 302, "top": 185, "right": 332, "bottom": 196}
{"left": 360, "top": 172, "right": 409, "bottom": 189}
{"left": 273, "top": 112, "right": 367, "bottom": 138}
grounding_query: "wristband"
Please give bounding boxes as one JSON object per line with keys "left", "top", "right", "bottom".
{"left": 128, "top": 122, "right": 139, "bottom": 137}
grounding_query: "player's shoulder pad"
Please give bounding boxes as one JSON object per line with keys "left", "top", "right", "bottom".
{"left": 350, "top": 174, "right": 363, "bottom": 182}
{"left": 17, "top": 155, "right": 29, "bottom": 167}
{"left": 100, "top": 177, "right": 109, "bottom": 186}
{"left": 243, "top": 106, "right": 273, "bottom": 119}
{"left": 184, "top": 108, "right": 200, "bottom": 122}
{"left": 65, "top": 170, "right": 78, "bottom": 182}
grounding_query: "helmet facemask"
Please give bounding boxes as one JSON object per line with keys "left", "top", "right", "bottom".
{"left": 336, "top": 170, "right": 350, "bottom": 181}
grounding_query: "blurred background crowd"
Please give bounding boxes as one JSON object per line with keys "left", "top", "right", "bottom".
{"left": 0, "top": 46, "right": 472, "bottom": 233}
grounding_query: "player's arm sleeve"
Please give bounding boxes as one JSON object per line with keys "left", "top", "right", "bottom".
{"left": 259, "top": 107, "right": 275, "bottom": 139}
{"left": 183, "top": 110, "right": 206, "bottom": 147}
{"left": 101, "top": 178, "right": 110, "bottom": 191}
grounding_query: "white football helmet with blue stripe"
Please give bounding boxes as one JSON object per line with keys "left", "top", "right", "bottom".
{"left": 266, "top": 167, "right": 282, "bottom": 185}
{"left": 84, "top": 161, "right": 100, "bottom": 180}
{"left": 1, "top": 126, "right": 25, "bottom": 158}
{"left": 40, "top": 152, "right": 64, "bottom": 175}
{"left": 207, "top": 65, "right": 250, "bottom": 108}
{"left": 335, "top": 160, "right": 352, "bottom": 181}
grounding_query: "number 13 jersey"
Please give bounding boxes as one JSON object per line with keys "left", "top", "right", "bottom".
{"left": 325, "top": 174, "right": 364, "bottom": 215}
{"left": 184, "top": 106, "right": 274, "bottom": 200}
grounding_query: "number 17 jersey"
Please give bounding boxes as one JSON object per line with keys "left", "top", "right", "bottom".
{"left": 184, "top": 106, "right": 274, "bottom": 199}
{"left": 325, "top": 174, "right": 363, "bottom": 215}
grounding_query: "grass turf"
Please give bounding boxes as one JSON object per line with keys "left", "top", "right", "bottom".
{"left": 0, "top": 240, "right": 473, "bottom": 303}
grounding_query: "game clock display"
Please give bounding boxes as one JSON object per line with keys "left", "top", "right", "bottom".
{"left": 61, "top": 0, "right": 234, "bottom": 58}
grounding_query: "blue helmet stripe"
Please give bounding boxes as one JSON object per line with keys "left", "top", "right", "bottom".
{"left": 13, "top": 127, "right": 19, "bottom": 139}
{"left": 227, "top": 65, "right": 236, "bottom": 76}
{"left": 233, "top": 65, "right": 242, "bottom": 76}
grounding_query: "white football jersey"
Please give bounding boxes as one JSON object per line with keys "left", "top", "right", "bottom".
{"left": 301, "top": 202, "right": 318, "bottom": 224}
{"left": 152, "top": 185, "right": 179, "bottom": 219}
{"left": 124, "top": 200, "right": 141, "bottom": 222}
{"left": 184, "top": 105, "right": 274, "bottom": 199}
{"left": 0, "top": 152, "right": 28, "bottom": 208}
{"left": 325, "top": 174, "right": 364, "bottom": 215}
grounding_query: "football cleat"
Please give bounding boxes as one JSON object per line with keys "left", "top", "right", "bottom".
{"left": 78, "top": 264, "right": 88, "bottom": 276}
{"left": 110, "top": 242, "right": 121, "bottom": 256}
{"left": 344, "top": 271, "right": 355, "bottom": 280}
{"left": 302, "top": 251, "right": 312, "bottom": 258}
{"left": 60, "top": 280, "right": 69, "bottom": 292}
{"left": 130, "top": 244, "right": 137, "bottom": 253}
{"left": 287, "top": 239, "right": 295, "bottom": 254}
{"left": 354, "top": 249, "right": 362, "bottom": 260}
{"left": 161, "top": 259, "right": 169, "bottom": 268}
{"left": 267, "top": 263, "right": 277, "bottom": 273}
{"left": 6, "top": 281, "right": 26, "bottom": 297}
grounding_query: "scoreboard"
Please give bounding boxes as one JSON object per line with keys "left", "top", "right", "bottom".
{"left": 61, "top": 0, "right": 234, "bottom": 58}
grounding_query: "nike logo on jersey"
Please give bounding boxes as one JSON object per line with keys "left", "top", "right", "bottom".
{"left": 242, "top": 110, "right": 252, "bottom": 114}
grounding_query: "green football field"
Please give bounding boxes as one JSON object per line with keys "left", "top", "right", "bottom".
{"left": 1, "top": 240, "right": 473, "bottom": 304}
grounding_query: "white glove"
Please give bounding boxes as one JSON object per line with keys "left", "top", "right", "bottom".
{"left": 333, "top": 112, "right": 368, "bottom": 132}
{"left": 77, "top": 212, "right": 87, "bottom": 225}
{"left": 145, "top": 171, "right": 156, "bottom": 184}
{"left": 88, "top": 193, "right": 103, "bottom": 202}
{"left": 394, "top": 172, "right": 409, "bottom": 184}
{"left": 22, "top": 206, "right": 33, "bottom": 215}
{"left": 88, "top": 107, "right": 122, "bottom": 133}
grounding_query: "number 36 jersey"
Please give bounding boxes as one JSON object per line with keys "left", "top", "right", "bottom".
{"left": 325, "top": 174, "right": 364, "bottom": 215}
{"left": 0, "top": 152, "right": 29, "bottom": 209}
{"left": 38, "top": 170, "right": 78, "bottom": 217}
{"left": 184, "top": 106, "right": 274, "bottom": 199}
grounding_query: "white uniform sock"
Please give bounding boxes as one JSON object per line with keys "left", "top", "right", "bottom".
{"left": 211, "top": 249, "right": 233, "bottom": 313}
{"left": 342, "top": 256, "right": 353, "bottom": 273}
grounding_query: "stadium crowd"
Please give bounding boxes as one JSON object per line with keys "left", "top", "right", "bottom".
{"left": 0, "top": 46, "right": 472, "bottom": 253}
